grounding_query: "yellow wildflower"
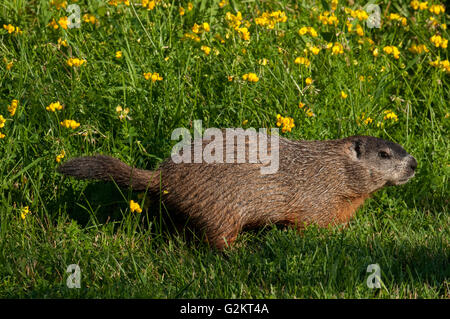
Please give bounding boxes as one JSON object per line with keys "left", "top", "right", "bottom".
{"left": 255, "top": 11, "right": 287, "bottom": 29}
{"left": 130, "top": 200, "right": 142, "bottom": 213}
{"left": 372, "top": 47, "right": 379, "bottom": 57}
{"left": 21, "top": 206, "right": 31, "bottom": 220}
{"left": 419, "top": 2, "right": 428, "bottom": 10}
{"left": 408, "top": 44, "right": 429, "bottom": 54}
{"left": 383, "top": 110, "right": 398, "bottom": 122}
{"left": 179, "top": 6, "right": 185, "bottom": 16}
{"left": 430, "top": 35, "right": 448, "bottom": 49}
{"left": 142, "top": 0, "right": 156, "bottom": 10}
{"left": 8, "top": 99, "right": 18, "bottom": 116}
{"left": 0, "top": 115, "right": 6, "bottom": 128}
{"left": 383, "top": 46, "right": 400, "bottom": 59}
{"left": 429, "top": 4, "right": 445, "bottom": 15}
{"left": 258, "top": 58, "right": 268, "bottom": 66}
{"left": 115, "top": 51, "right": 122, "bottom": 59}
{"left": 319, "top": 11, "right": 338, "bottom": 26}
{"left": 50, "top": 0, "right": 68, "bottom": 10}
{"left": 276, "top": 114, "right": 295, "bottom": 133}
{"left": 237, "top": 27, "right": 250, "bottom": 40}
{"left": 58, "top": 16, "right": 68, "bottom": 30}
{"left": 60, "top": 119, "right": 80, "bottom": 129}
{"left": 305, "top": 77, "right": 313, "bottom": 85}
{"left": 144, "top": 72, "right": 163, "bottom": 82}
{"left": 201, "top": 45, "right": 211, "bottom": 55}
{"left": 46, "top": 101, "right": 63, "bottom": 112}
{"left": 58, "top": 38, "right": 68, "bottom": 47}
{"left": 3, "top": 24, "right": 16, "bottom": 34}
{"left": 294, "top": 57, "right": 311, "bottom": 66}
{"left": 56, "top": 150, "right": 66, "bottom": 163}
{"left": 410, "top": 0, "right": 419, "bottom": 10}
{"left": 83, "top": 14, "right": 97, "bottom": 24}
{"left": 67, "top": 58, "right": 86, "bottom": 67}
{"left": 219, "top": 0, "right": 228, "bottom": 8}
{"left": 331, "top": 42, "right": 344, "bottom": 55}
{"left": 340, "top": 91, "right": 348, "bottom": 99}
{"left": 242, "top": 73, "right": 259, "bottom": 82}
{"left": 3, "top": 57, "right": 13, "bottom": 70}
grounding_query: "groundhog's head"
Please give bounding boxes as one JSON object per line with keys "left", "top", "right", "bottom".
{"left": 347, "top": 136, "right": 417, "bottom": 192}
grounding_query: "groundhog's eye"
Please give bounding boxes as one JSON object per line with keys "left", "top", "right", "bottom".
{"left": 378, "top": 151, "right": 390, "bottom": 159}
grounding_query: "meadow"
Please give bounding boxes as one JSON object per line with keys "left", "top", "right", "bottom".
{"left": 0, "top": 0, "right": 448, "bottom": 298}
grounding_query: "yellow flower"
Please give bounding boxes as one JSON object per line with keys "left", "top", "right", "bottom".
{"left": 383, "top": 110, "right": 398, "bottom": 122}
{"left": 46, "top": 101, "right": 63, "bottom": 112}
{"left": 142, "top": 0, "right": 156, "bottom": 10}
{"left": 305, "top": 77, "right": 313, "bottom": 85}
{"left": 0, "top": 115, "right": 6, "bottom": 128}
{"left": 8, "top": 99, "right": 18, "bottom": 116}
{"left": 383, "top": 46, "right": 400, "bottom": 59}
{"left": 356, "top": 24, "right": 364, "bottom": 36}
{"left": 202, "top": 22, "right": 210, "bottom": 32}
{"left": 276, "top": 114, "right": 295, "bottom": 133}
{"left": 294, "top": 57, "right": 310, "bottom": 66}
{"left": 419, "top": 2, "right": 428, "bottom": 10}
{"left": 21, "top": 206, "right": 31, "bottom": 220}
{"left": 58, "top": 38, "right": 68, "bottom": 47}
{"left": 50, "top": 0, "right": 67, "bottom": 10}
{"left": 255, "top": 11, "right": 287, "bottom": 29}
{"left": 331, "top": 42, "right": 344, "bottom": 55}
{"left": 258, "top": 58, "right": 268, "bottom": 66}
{"left": 340, "top": 91, "right": 348, "bottom": 99}
{"left": 3, "top": 24, "right": 16, "bottom": 33}
{"left": 430, "top": 35, "right": 448, "bottom": 49}
{"left": 429, "top": 4, "right": 445, "bottom": 15}
{"left": 364, "top": 117, "right": 373, "bottom": 125}
{"left": 67, "top": 58, "right": 86, "bottom": 67}
{"left": 410, "top": 0, "right": 419, "bottom": 10}
{"left": 60, "top": 119, "right": 80, "bottom": 129}
{"left": 201, "top": 45, "right": 211, "bottom": 55}
{"left": 3, "top": 57, "right": 14, "bottom": 70}
{"left": 0, "top": 132, "right": 5, "bottom": 139}
{"left": 187, "top": 2, "right": 193, "bottom": 11}
{"left": 242, "top": 73, "right": 259, "bottom": 82}
{"left": 298, "top": 102, "right": 305, "bottom": 108}
{"left": 242, "top": 119, "right": 248, "bottom": 125}
{"left": 143, "top": 72, "right": 163, "bottom": 82}
{"left": 83, "top": 14, "right": 97, "bottom": 24}
{"left": 408, "top": 44, "right": 429, "bottom": 54}
{"left": 56, "top": 150, "right": 66, "bottom": 163}
{"left": 236, "top": 27, "right": 250, "bottom": 40}
{"left": 130, "top": 200, "right": 142, "bottom": 213}
{"left": 319, "top": 11, "right": 339, "bottom": 26}
{"left": 219, "top": 0, "right": 228, "bottom": 8}
{"left": 179, "top": 6, "right": 185, "bottom": 16}
{"left": 372, "top": 47, "right": 379, "bottom": 57}
{"left": 58, "top": 16, "right": 68, "bottom": 30}
{"left": 115, "top": 51, "right": 123, "bottom": 59}
{"left": 309, "top": 46, "right": 320, "bottom": 55}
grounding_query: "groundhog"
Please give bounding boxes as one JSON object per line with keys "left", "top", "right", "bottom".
{"left": 57, "top": 130, "right": 417, "bottom": 249}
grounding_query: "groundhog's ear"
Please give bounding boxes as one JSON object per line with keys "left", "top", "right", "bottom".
{"left": 349, "top": 139, "right": 363, "bottom": 160}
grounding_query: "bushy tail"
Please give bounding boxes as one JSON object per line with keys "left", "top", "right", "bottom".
{"left": 57, "top": 155, "right": 158, "bottom": 191}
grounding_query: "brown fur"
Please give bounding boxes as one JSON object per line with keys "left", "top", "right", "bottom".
{"left": 57, "top": 133, "right": 417, "bottom": 249}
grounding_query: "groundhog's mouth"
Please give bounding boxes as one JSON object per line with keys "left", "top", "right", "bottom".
{"left": 390, "top": 172, "right": 415, "bottom": 186}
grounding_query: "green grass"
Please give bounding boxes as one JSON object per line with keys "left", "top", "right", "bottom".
{"left": 0, "top": 0, "right": 448, "bottom": 298}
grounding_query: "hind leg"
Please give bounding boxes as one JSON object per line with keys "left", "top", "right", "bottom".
{"left": 203, "top": 215, "right": 242, "bottom": 250}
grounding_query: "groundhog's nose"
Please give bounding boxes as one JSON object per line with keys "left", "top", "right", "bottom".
{"left": 409, "top": 156, "right": 418, "bottom": 171}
